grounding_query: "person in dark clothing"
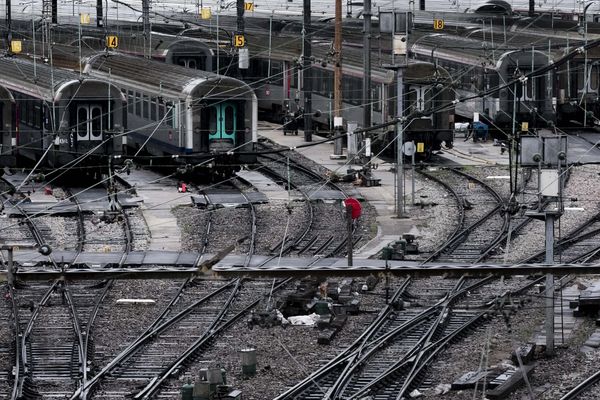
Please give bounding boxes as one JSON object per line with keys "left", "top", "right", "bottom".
{"left": 472, "top": 121, "right": 489, "bottom": 142}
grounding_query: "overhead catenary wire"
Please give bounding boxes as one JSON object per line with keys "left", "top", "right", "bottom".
{"left": 1, "top": 10, "right": 600, "bottom": 226}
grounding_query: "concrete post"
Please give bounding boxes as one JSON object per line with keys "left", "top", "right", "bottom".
{"left": 545, "top": 214, "right": 555, "bottom": 356}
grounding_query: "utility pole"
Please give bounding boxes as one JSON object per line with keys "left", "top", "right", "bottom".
{"left": 236, "top": 0, "right": 249, "bottom": 72}
{"left": 96, "top": 0, "right": 104, "bottom": 27}
{"left": 333, "top": 0, "right": 344, "bottom": 157}
{"left": 237, "top": 0, "right": 245, "bottom": 36}
{"left": 384, "top": 16, "right": 408, "bottom": 218}
{"left": 303, "top": 0, "right": 313, "bottom": 142}
{"left": 5, "top": 0, "right": 11, "bottom": 53}
{"left": 396, "top": 66, "right": 405, "bottom": 218}
{"left": 142, "top": 0, "right": 151, "bottom": 58}
{"left": 363, "top": 0, "right": 372, "bottom": 130}
{"left": 529, "top": 0, "right": 535, "bottom": 17}
{"left": 544, "top": 212, "right": 556, "bottom": 356}
{"left": 524, "top": 138, "right": 566, "bottom": 357}
{"left": 52, "top": 0, "right": 58, "bottom": 24}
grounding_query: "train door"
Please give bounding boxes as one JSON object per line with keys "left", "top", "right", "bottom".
{"left": 76, "top": 104, "right": 103, "bottom": 141}
{"left": 208, "top": 102, "right": 236, "bottom": 145}
{"left": 198, "top": 101, "right": 237, "bottom": 154}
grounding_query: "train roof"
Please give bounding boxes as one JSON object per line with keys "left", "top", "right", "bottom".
{"left": 83, "top": 52, "right": 254, "bottom": 99}
{"left": 409, "top": 29, "right": 589, "bottom": 69}
{"left": 0, "top": 56, "right": 110, "bottom": 101}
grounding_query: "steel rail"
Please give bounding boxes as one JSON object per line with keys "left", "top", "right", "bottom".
{"left": 419, "top": 168, "right": 507, "bottom": 263}
{"left": 559, "top": 368, "right": 600, "bottom": 399}
{"left": 230, "top": 179, "right": 257, "bottom": 268}
{"left": 259, "top": 153, "right": 360, "bottom": 261}
{"left": 70, "top": 279, "right": 237, "bottom": 399}
{"left": 520, "top": 210, "right": 600, "bottom": 263}
{"left": 132, "top": 278, "right": 293, "bottom": 399}
{"left": 252, "top": 156, "right": 315, "bottom": 262}
{"left": 78, "top": 184, "right": 134, "bottom": 400}
{"left": 13, "top": 281, "right": 58, "bottom": 399}
{"left": 348, "top": 276, "right": 497, "bottom": 399}
{"left": 7, "top": 283, "right": 21, "bottom": 400}
{"left": 273, "top": 278, "right": 413, "bottom": 399}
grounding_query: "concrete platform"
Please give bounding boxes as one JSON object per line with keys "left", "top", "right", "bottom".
{"left": 257, "top": 122, "right": 510, "bottom": 258}
{"left": 236, "top": 170, "right": 302, "bottom": 201}
{"left": 117, "top": 169, "right": 191, "bottom": 251}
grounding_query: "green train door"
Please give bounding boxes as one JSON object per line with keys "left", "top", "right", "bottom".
{"left": 208, "top": 102, "right": 237, "bottom": 145}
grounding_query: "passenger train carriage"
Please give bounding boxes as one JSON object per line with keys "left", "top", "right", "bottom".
{"left": 0, "top": 56, "right": 126, "bottom": 168}
{"left": 82, "top": 53, "right": 258, "bottom": 170}
{"left": 0, "top": 84, "right": 15, "bottom": 167}
{"left": 17, "top": 18, "right": 455, "bottom": 158}
{"left": 410, "top": 28, "right": 600, "bottom": 136}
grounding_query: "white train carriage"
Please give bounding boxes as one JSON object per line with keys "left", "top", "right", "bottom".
{"left": 83, "top": 53, "right": 258, "bottom": 169}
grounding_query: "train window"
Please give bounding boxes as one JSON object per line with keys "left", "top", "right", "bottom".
{"left": 271, "top": 62, "right": 283, "bottom": 85}
{"left": 135, "top": 92, "right": 141, "bottom": 117}
{"left": 27, "top": 97, "right": 36, "bottom": 126}
{"left": 33, "top": 103, "right": 41, "bottom": 129}
{"left": 91, "top": 106, "right": 102, "bottom": 140}
{"left": 26, "top": 95, "right": 33, "bottom": 126}
{"left": 166, "top": 104, "right": 174, "bottom": 128}
{"left": 591, "top": 64, "right": 599, "bottom": 92}
{"left": 325, "top": 70, "right": 334, "bottom": 94}
{"left": 77, "top": 107, "right": 88, "bottom": 138}
{"left": 21, "top": 97, "right": 26, "bottom": 125}
{"left": 151, "top": 98, "right": 157, "bottom": 121}
{"left": 158, "top": 103, "right": 165, "bottom": 121}
{"left": 127, "top": 90, "right": 134, "bottom": 114}
{"left": 313, "top": 69, "right": 321, "bottom": 94}
{"left": 76, "top": 105, "right": 104, "bottom": 141}
{"left": 208, "top": 106, "right": 217, "bottom": 133}
{"left": 373, "top": 85, "right": 381, "bottom": 112}
{"left": 143, "top": 95, "right": 149, "bottom": 119}
{"left": 350, "top": 77, "right": 362, "bottom": 105}
{"left": 172, "top": 103, "right": 178, "bottom": 128}
{"left": 290, "top": 67, "right": 298, "bottom": 89}
{"left": 224, "top": 105, "right": 235, "bottom": 135}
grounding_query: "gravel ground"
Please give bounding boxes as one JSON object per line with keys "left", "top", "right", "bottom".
{"left": 416, "top": 274, "right": 600, "bottom": 400}
{"left": 504, "top": 165, "right": 600, "bottom": 263}
{"left": 164, "top": 275, "right": 402, "bottom": 399}
{"left": 5, "top": 159, "right": 600, "bottom": 400}
{"left": 253, "top": 201, "right": 311, "bottom": 254}
{"left": 0, "top": 285, "right": 14, "bottom": 395}
{"left": 92, "top": 279, "right": 183, "bottom": 371}
{"left": 402, "top": 168, "right": 461, "bottom": 256}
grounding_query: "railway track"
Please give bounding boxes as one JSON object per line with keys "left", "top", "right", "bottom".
{"left": 521, "top": 210, "right": 600, "bottom": 264}
{"left": 276, "top": 273, "right": 544, "bottom": 400}
{"left": 257, "top": 151, "right": 359, "bottom": 260}
{"left": 559, "top": 369, "right": 600, "bottom": 400}
{"left": 73, "top": 278, "right": 290, "bottom": 399}
{"left": 419, "top": 168, "right": 508, "bottom": 264}
{"left": 0, "top": 284, "right": 16, "bottom": 399}
{"left": 1, "top": 174, "right": 138, "bottom": 399}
